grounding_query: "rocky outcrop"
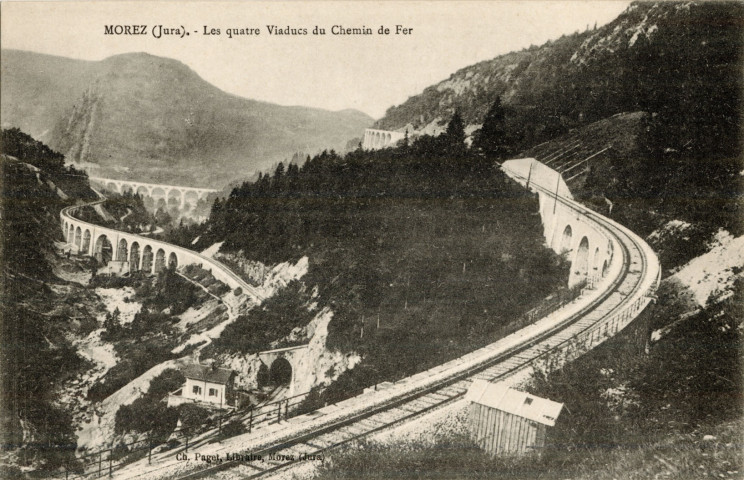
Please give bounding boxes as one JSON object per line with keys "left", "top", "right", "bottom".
{"left": 220, "top": 308, "right": 360, "bottom": 394}
{"left": 375, "top": 1, "right": 739, "bottom": 145}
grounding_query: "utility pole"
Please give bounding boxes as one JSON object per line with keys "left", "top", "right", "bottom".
{"left": 553, "top": 172, "right": 561, "bottom": 214}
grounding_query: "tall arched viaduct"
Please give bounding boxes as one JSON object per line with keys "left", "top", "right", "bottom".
{"left": 60, "top": 200, "right": 263, "bottom": 302}
{"left": 502, "top": 158, "right": 615, "bottom": 289}
{"left": 88, "top": 177, "right": 218, "bottom": 210}
{"left": 362, "top": 128, "right": 406, "bottom": 150}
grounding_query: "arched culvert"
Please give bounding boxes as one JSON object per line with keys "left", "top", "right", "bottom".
{"left": 269, "top": 358, "right": 292, "bottom": 386}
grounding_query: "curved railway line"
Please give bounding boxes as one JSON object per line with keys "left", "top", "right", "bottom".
{"left": 60, "top": 167, "right": 659, "bottom": 480}
{"left": 60, "top": 197, "right": 265, "bottom": 302}
{"left": 168, "top": 174, "right": 660, "bottom": 480}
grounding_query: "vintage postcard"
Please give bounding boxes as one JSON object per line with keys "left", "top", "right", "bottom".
{"left": 1, "top": 1, "right": 741, "bottom": 479}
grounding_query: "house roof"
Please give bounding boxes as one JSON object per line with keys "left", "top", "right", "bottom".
{"left": 465, "top": 379, "right": 563, "bottom": 427}
{"left": 181, "top": 363, "right": 234, "bottom": 385}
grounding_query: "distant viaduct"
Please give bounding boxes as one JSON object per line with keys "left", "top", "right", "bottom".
{"left": 362, "top": 128, "right": 405, "bottom": 150}
{"left": 88, "top": 177, "right": 218, "bottom": 209}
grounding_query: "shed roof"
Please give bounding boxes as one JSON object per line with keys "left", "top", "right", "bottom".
{"left": 181, "top": 363, "right": 234, "bottom": 385}
{"left": 465, "top": 379, "right": 563, "bottom": 427}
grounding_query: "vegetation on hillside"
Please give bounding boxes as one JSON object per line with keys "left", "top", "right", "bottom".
{"left": 184, "top": 118, "right": 567, "bottom": 401}
{"left": 208, "top": 280, "right": 316, "bottom": 354}
{"left": 314, "top": 278, "right": 743, "bottom": 480}
{"left": 378, "top": 2, "right": 742, "bottom": 163}
{"left": 1, "top": 129, "right": 97, "bottom": 472}
{"left": 113, "top": 369, "right": 184, "bottom": 442}
{"left": 86, "top": 268, "right": 207, "bottom": 403}
{"left": 74, "top": 191, "right": 160, "bottom": 234}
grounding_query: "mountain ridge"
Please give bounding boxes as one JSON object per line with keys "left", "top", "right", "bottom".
{"left": 374, "top": 1, "right": 741, "bottom": 156}
{"left": 1, "top": 49, "right": 373, "bottom": 188}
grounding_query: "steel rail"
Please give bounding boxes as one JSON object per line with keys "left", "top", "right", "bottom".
{"left": 168, "top": 174, "right": 658, "bottom": 480}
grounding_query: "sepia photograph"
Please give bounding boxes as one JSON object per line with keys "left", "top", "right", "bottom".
{"left": 0, "top": 1, "right": 742, "bottom": 479}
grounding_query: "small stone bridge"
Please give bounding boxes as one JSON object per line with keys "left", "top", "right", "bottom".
{"left": 257, "top": 345, "right": 311, "bottom": 397}
{"left": 88, "top": 177, "right": 218, "bottom": 209}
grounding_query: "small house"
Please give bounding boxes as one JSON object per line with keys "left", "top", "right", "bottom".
{"left": 465, "top": 379, "right": 563, "bottom": 457}
{"left": 168, "top": 362, "right": 235, "bottom": 409}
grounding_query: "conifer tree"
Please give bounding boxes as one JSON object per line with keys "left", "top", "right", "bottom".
{"left": 445, "top": 110, "right": 466, "bottom": 146}
{"left": 473, "top": 97, "right": 509, "bottom": 159}
{"left": 444, "top": 111, "right": 466, "bottom": 157}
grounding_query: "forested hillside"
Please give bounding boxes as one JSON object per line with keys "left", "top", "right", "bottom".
{"left": 1, "top": 129, "right": 96, "bottom": 473}
{"left": 378, "top": 1, "right": 741, "bottom": 163}
{"left": 189, "top": 123, "right": 568, "bottom": 398}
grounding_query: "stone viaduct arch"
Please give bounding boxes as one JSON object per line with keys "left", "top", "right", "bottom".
{"left": 130, "top": 242, "right": 141, "bottom": 271}
{"left": 117, "top": 238, "right": 128, "bottom": 262}
{"left": 94, "top": 235, "right": 113, "bottom": 265}
{"left": 88, "top": 177, "right": 218, "bottom": 210}
{"left": 559, "top": 225, "right": 573, "bottom": 254}
{"left": 256, "top": 345, "right": 310, "bottom": 397}
{"left": 502, "top": 158, "right": 615, "bottom": 289}
{"left": 60, "top": 201, "right": 263, "bottom": 302}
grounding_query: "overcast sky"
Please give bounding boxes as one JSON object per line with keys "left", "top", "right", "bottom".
{"left": 2, "top": 1, "right": 630, "bottom": 119}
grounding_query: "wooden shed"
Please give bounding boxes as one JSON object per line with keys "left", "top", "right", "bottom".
{"left": 465, "top": 379, "right": 563, "bottom": 457}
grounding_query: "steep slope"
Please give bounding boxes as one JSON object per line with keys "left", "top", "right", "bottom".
{"left": 0, "top": 131, "right": 101, "bottom": 473}
{"left": 0, "top": 50, "right": 100, "bottom": 143}
{"left": 1, "top": 51, "right": 373, "bottom": 187}
{"left": 376, "top": 1, "right": 741, "bottom": 155}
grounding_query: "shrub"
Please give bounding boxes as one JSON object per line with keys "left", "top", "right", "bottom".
{"left": 219, "top": 419, "right": 246, "bottom": 439}
{"left": 114, "top": 397, "right": 179, "bottom": 442}
{"left": 294, "top": 387, "right": 325, "bottom": 416}
{"left": 148, "top": 369, "right": 185, "bottom": 399}
{"left": 178, "top": 404, "right": 211, "bottom": 432}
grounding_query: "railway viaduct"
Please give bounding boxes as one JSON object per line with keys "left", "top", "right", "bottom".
{"left": 362, "top": 128, "right": 405, "bottom": 150}
{"left": 88, "top": 177, "right": 218, "bottom": 209}
{"left": 502, "top": 158, "right": 614, "bottom": 289}
{"left": 60, "top": 200, "right": 263, "bottom": 302}
{"left": 62, "top": 157, "right": 660, "bottom": 480}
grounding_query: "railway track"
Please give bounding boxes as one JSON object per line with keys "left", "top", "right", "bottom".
{"left": 60, "top": 167, "right": 658, "bottom": 480}
{"left": 160, "top": 173, "right": 660, "bottom": 480}
{"left": 60, "top": 197, "right": 265, "bottom": 302}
